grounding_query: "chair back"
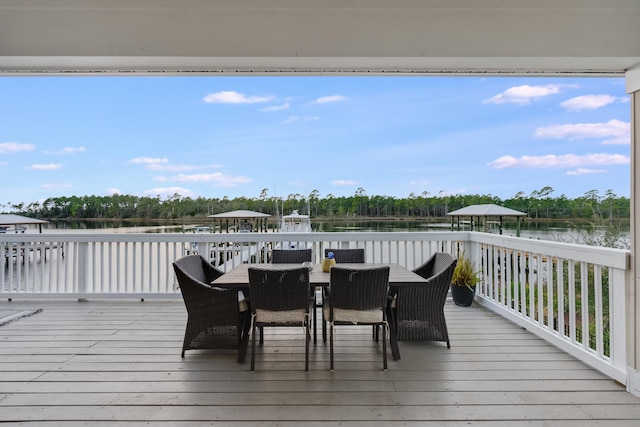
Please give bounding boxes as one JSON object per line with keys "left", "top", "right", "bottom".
{"left": 328, "top": 266, "right": 389, "bottom": 311}
{"left": 324, "top": 248, "right": 365, "bottom": 263}
{"left": 413, "top": 252, "right": 455, "bottom": 280}
{"left": 173, "top": 255, "right": 238, "bottom": 325}
{"left": 396, "top": 253, "right": 457, "bottom": 341}
{"left": 173, "top": 254, "right": 223, "bottom": 284}
{"left": 248, "top": 267, "right": 310, "bottom": 312}
{"left": 271, "top": 248, "right": 312, "bottom": 264}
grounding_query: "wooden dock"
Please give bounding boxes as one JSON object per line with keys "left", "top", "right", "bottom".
{"left": 1, "top": 298, "right": 639, "bottom": 425}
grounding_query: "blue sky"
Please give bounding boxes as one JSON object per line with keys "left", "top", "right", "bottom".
{"left": 0, "top": 76, "right": 631, "bottom": 206}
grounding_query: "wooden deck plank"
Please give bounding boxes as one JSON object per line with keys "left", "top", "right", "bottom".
{"left": 26, "top": 368, "right": 610, "bottom": 382}
{"left": 4, "top": 390, "right": 639, "bottom": 406}
{"left": 0, "top": 422, "right": 637, "bottom": 427}
{"left": 3, "top": 403, "right": 640, "bottom": 422}
{"left": 1, "top": 298, "right": 638, "bottom": 425}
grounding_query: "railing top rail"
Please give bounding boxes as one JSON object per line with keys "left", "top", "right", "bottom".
{"left": 469, "top": 232, "right": 629, "bottom": 270}
{"left": 2, "top": 230, "right": 470, "bottom": 243}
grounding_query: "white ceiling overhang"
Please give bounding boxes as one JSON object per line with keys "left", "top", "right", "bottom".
{"left": 1, "top": 0, "right": 639, "bottom": 77}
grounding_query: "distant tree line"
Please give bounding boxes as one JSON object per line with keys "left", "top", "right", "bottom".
{"left": 1, "top": 186, "right": 629, "bottom": 222}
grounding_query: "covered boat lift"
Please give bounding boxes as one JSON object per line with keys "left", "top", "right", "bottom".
{"left": 208, "top": 210, "right": 271, "bottom": 233}
{"left": 0, "top": 214, "right": 48, "bottom": 234}
{"left": 447, "top": 204, "right": 526, "bottom": 236}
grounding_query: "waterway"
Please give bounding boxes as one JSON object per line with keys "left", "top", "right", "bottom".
{"left": 35, "top": 218, "right": 630, "bottom": 248}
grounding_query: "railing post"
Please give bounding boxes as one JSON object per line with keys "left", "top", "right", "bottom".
{"left": 610, "top": 266, "right": 627, "bottom": 374}
{"left": 627, "top": 66, "right": 640, "bottom": 397}
{"left": 467, "top": 236, "right": 482, "bottom": 289}
{"left": 77, "top": 242, "right": 89, "bottom": 300}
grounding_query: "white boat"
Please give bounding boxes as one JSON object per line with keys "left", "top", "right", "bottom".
{"left": 0, "top": 225, "right": 26, "bottom": 233}
{"left": 278, "top": 210, "right": 312, "bottom": 249}
{"left": 279, "top": 210, "right": 312, "bottom": 233}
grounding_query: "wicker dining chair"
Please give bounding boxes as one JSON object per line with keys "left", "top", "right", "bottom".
{"left": 324, "top": 266, "right": 390, "bottom": 371}
{"left": 390, "top": 252, "right": 457, "bottom": 349}
{"left": 270, "top": 248, "right": 318, "bottom": 341}
{"left": 248, "top": 266, "right": 311, "bottom": 371}
{"left": 173, "top": 255, "right": 250, "bottom": 363}
{"left": 271, "top": 248, "right": 312, "bottom": 264}
{"left": 320, "top": 248, "right": 366, "bottom": 342}
{"left": 324, "top": 248, "right": 365, "bottom": 263}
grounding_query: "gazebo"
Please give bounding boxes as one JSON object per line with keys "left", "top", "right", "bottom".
{"left": 207, "top": 210, "right": 271, "bottom": 233}
{"left": 0, "top": 214, "right": 48, "bottom": 234}
{"left": 447, "top": 204, "right": 526, "bottom": 236}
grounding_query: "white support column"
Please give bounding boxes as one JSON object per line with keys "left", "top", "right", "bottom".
{"left": 627, "top": 65, "right": 640, "bottom": 397}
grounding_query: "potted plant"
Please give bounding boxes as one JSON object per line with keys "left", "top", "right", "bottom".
{"left": 450, "top": 251, "right": 481, "bottom": 307}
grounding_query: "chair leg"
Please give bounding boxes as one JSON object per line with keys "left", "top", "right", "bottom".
{"left": 313, "top": 304, "right": 317, "bottom": 344}
{"left": 322, "top": 308, "right": 327, "bottom": 343}
{"left": 382, "top": 322, "right": 388, "bottom": 371}
{"left": 237, "top": 311, "right": 250, "bottom": 364}
{"left": 305, "top": 319, "right": 310, "bottom": 372}
{"left": 251, "top": 321, "right": 257, "bottom": 371}
{"left": 387, "top": 306, "right": 401, "bottom": 361}
{"left": 329, "top": 322, "right": 334, "bottom": 371}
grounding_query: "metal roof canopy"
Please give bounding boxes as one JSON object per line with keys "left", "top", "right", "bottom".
{"left": 208, "top": 210, "right": 270, "bottom": 219}
{"left": 0, "top": 214, "right": 48, "bottom": 233}
{"left": 208, "top": 210, "right": 271, "bottom": 233}
{"left": 447, "top": 204, "right": 525, "bottom": 236}
{"left": 0, "top": 0, "right": 639, "bottom": 77}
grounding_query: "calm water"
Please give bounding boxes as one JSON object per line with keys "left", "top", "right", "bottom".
{"left": 38, "top": 218, "right": 630, "bottom": 247}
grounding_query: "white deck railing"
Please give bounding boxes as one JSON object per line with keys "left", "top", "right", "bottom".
{"left": 1, "top": 231, "right": 630, "bottom": 384}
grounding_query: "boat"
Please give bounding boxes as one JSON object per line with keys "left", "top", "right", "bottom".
{"left": 0, "top": 225, "right": 26, "bottom": 233}
{"left": 278, "top": 210, "right": 312, "bottom": 249}
{"left": 279, "top": 210, "right": 312, "bottom": 233}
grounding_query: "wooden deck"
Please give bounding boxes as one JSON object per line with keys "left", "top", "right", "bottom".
{"left": 1, "top": 298, "right": 639, "bottom": 426}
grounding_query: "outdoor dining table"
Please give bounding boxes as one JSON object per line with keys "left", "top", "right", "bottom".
{"left": 210, "top": 262, "right": 429, "bottom": 360}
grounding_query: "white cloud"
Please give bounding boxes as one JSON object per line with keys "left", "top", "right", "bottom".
{"left": 408, "top": 180, "right": 432, "bottom": 187}
{"left": 106, "top": 188, "right": 121, "bottom": 195}
{"left": 488, "top": 153, "right": 629, "bottom": 169}
{"left": 331, "top": 180, "right": 358, "bottom": 186}
{"left": 130, "top": 157, "right": 222, "bottom": 172}
{"left": 535, "top": 119, "right": 629, "bottom": 141}
{"left": 43, "top": 146, "right": 87, "bottom": 155}
{"left": 171, "top": 172, "right": 252, "bottom": 187}
{"left": 260, "top": 103, "right": 290, "bottom": 112}
{"left": 566, "top": 168, "right": 606, "bottom": 176}
{"left": 204, "top": 91, "right": 274, "bottom": 104}
{"left": 129, "top": 157, "right": 169, "bottom": 165}
{"left": 483, "top": 84, "right": 564, "bottom": 105}
{"left": 310, "top": 95, "right": 347, "bottom": 105}
{"left": 147, "top": 163, "right": 223, "bottom": 172}
{"left": 602, "top": 137, "right": 630, "bottom": 145}
{"left": 560, "top": 95, "right": 618, "bottom": 111}
{"left": 0, "top": 142, "right": 35, "bottom": 154}
{"left": 144, "top": 187, "right": 194, "bottom": 198}
{"left": 283, "top": 115, "right": 320, "bottom": 124}
{"left": 42, "top": 183, "right": 72, "bottom": 189}
{"left": 25, "top": 163, "right": 63, "bottom": 170}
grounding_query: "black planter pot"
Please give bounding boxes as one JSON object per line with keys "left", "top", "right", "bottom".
{"left": 450, "top": 284, "right": 476, "bottom": 307}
